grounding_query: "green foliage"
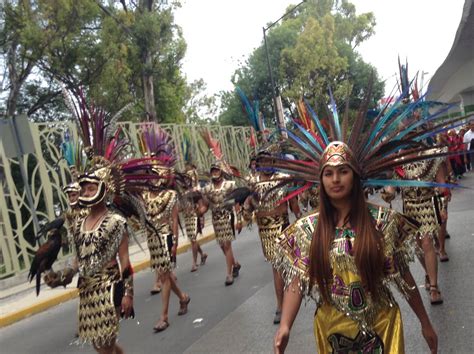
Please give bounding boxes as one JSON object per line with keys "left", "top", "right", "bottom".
{"left": 1, "top": 0, "right": 191, "bottom": 124}
{"left": 219, "top": 0, "right": 384, "bottom": 127}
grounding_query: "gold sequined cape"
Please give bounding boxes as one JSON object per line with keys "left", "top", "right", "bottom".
{"left": 201, "top": 180, "right": 236, "bottom": 244}
{"left": 274, "top": 203, "right": 418, "bottom": 353}
{"left": 251, "top": 173, "right": 290, "bottom": 263}
{"left": 143, "top": 189, "right": 178, "bottom": 272}
{"left": 396, "top": 150, "right": 445, "bottom": 238}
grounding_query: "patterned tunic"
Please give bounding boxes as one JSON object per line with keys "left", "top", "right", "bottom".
{"left": 249, "top": 173, "right": 290, "bottom": 263}
{"left": 274, "top": 204, "right": 418, "bottom": 353}
{"left": 181, "top": 169, "right": 202, "bottom": 241}
{"left": 396, "top": 151, "right": 445, "bottom": 239}
{"left": 201, "top": 180, "right": 236, "bottom": 244}
{"left": 143, "top": 189, "right": 178, "bottom": 272}
{"left": 72, "top": 211, "right": 126, "bottom": 347}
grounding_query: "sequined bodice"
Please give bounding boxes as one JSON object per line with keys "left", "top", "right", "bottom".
{"left": 253, "top": 173, "right": 287, "bottom": 212}
{"left": 398, "top": 149, "right": 444, "bottom": 200}
{"left": 276, "top": 204, "right": 418, "bottom": 331}
{"left": 202, "top": 180, "right": 235, "bottom": 212}
{"left": 144, "top": 189, "right": 177, "bottom": 233}
{"left": 73, "top": 211, "right": 126, "bottom": 277}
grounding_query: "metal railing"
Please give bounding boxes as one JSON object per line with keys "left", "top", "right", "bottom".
{"left": 0, "top": 121, "right": 254, "bottom": 278}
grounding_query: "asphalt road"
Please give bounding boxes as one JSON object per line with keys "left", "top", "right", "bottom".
{"left": 1, "top": 173, "right": 473, "bottom": 353}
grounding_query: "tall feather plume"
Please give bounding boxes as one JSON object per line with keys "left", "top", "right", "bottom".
{"left": 236, "top": 86, "right": 262, "bottom": 132}
{"left": 200, "top": 129, "right": 223, "bottom": 161}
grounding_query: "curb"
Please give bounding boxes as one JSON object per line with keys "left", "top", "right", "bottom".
{"left": 0, "top": 232, "right": 216, "bottom": 329}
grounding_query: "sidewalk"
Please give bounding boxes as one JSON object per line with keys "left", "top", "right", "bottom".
{"left": 0, "top": 219, "right": 217, "bottom": 328}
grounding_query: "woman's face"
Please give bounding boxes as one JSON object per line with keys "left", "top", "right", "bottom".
{"left": 81, "top": 182, "right": 99, "bottom": 198}
{"left": 322, "top": 165, "right": 354, "bottom": 201}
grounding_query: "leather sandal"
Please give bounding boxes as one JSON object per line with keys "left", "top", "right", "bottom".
{"left": 439, "top": 252, "right": 449, "bottom": 262}
{"left": 200, "top": 253, "right": 208, "bottom": 265}
{"left": 232, "top": 264, "right": 241, "bottom": 278}
{"left": 429, "top": 285, "right": 444, "bottom": 305}
{"left": 273, "top": 311, "right": 282, "bottom": 325}
{"left": 178, "top": 295, "right": 191, "bottom": 315}
{"left": 190, "top": 265, "right": 198, "bottom": 272}
{"left": 150, "top": 287, "right": 161, "bottom": 295}
{"left": 225, "top": 275, "right": 234, "bottom": 286}
{"left": 153, "top": 319, "right": 169, "bottom": 332}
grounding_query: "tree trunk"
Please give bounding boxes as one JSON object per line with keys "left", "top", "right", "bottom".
{"left": 140, "top": 0, "right": 158, "bottom": 122}
{"left": 143, "top": 49, "right": 157, "bottom": 121}
{"left": 6, "top": 40, "right": 21, "bottom": 117}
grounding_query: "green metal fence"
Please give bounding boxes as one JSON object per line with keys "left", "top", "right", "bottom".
{"left": 0, "top": 121, "right": 254, "bottom": 278}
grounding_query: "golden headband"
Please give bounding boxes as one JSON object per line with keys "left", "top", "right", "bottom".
{"left": 319, "top": 141, "right": 360, "bottom": 175}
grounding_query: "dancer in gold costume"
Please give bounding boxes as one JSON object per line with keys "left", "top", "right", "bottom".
{"left": 137, "top": 123, "right": 191, "bottom": 333}
{"left": 181, "top": 137, "right": 208, "bottom": 272}
{"left": 242, "top": 149, "right": 301, "bottom": 324}
{"left": 257, "top": 83, "right": 464, "bottom": 352}
{"left": 198, "top": 162, "right": 242, "bottom": 286}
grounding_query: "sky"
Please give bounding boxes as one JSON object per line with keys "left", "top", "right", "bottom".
{"left": 174, "top": 0, "right": 466, "bottom": 98}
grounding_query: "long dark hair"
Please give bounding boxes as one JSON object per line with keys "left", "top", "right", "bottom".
{"left": 309, "top": 171, "right": 384, "bottom": 303}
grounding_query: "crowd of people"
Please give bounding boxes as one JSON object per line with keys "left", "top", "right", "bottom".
{"left": 29, "top": 77, "right": 473, "bottom": 354}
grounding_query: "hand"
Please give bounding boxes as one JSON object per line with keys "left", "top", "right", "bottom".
{"left": 171, "top": 243, "right": 177, "bottom": 258}
{"left": 44, "top": 271, "right": 61, "bottom": 288}
{"left": 440, "top": 210, "right": 448, "bottom": 223}
{"left": 422, "top": 323, "right": 438, "bottom": 353}
{"left": 121, "top": 295, "right": 133, "bottom": 319}
{"left": 236, "top": 221, "right": 242, "bottom": 234}
{"left": 274, "top": 326, "right": 290, "bottom": 354}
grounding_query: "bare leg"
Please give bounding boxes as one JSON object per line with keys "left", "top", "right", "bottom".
{"left": 170, "top": 274, "right": 186, "bottom": 301}
{"left": 94, "top": 341, "right": 123, "bottom": 354}
{"left": 150, "top": 270, "right": 162, "bottom": 293}
{"left": 191, "top": 240, "right": 199, "bottom": 271}
{"left": 273, "top": 267, "right": 284, "bottom": 312}
{"left": 221, "top": 243, "right": 233, "bottom": 277}
{"left": 157, "top": 272, "right": 171, "bottom": 325}
{"left": 418, "top": 235, "right": 443, "bottom": 304}
{"left": 438, "top": 221, "right": 449, "bottom": 261}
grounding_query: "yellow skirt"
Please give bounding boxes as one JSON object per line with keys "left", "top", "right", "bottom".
{"left": 314, "top": 302, "right": 404, "bottom": 353}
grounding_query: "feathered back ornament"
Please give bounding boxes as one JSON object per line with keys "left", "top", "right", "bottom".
{"left": 200, "top": 129, "right": 241, "bottom": 178}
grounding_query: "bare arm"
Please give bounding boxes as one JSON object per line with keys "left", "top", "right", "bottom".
{"left": 402, "top": 270, "right": 438, "bottom": 353}
{"left": 171, "top": 203, "right": 179, "bottom": 246}
{"left": 274, "top": 277, "right": 304, "bottom": 354}
{"left": 118, "top": 229, "right": 134, "bottom": 318}
{"left": 197, "top": 198, "right": 209, "bottom": 216}
{"left": 289, "top": 197, "right": 302, "bottom": 219}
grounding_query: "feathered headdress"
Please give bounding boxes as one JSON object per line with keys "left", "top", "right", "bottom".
{"left": 61, "top": 130, "right": 84, "bottom": 194}
{"left": 236, "top": 86, "right": 269, "bottom": 146}
{"left": 258, "top": 78, "right": 472, "bottom": 200}
{"left": 61, "top": 86, "right": 161, "bottom": 202}
{"left": 200, "top": 129, "right": 241, "bottom": 178}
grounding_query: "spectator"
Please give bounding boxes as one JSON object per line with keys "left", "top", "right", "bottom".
{"left": 463, "top": 122, "right": 474, "bottom": 171}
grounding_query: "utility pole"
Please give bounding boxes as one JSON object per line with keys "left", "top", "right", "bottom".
{"left": 262, "top": 0, "right": 306, "bottom": 138}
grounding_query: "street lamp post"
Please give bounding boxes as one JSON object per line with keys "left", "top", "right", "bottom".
{"left": 263, "top": 0, "right": 306, "bottom": 137}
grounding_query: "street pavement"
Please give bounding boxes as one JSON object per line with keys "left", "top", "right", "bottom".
{"left": 1, "top": 172, "right": 473, "bottom": 353}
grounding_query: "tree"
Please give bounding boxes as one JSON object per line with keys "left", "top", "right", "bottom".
{"left": 218, "top": 0, "right": 384, "bottom": 127}
{"left": 1, "top": 0, "right": 191, "bottom": 124}
{"left": 183, "top": 78, "right": 218, "bottom": 124}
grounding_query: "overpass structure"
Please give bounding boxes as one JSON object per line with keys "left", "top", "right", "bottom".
{"left": 427, "top": 0, "right": 474, "bottom": 115}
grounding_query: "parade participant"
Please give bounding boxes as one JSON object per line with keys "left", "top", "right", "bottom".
{"left": 383, "top": 144, "right": 450, "bottom": 305}
{"left": 181, "top": 138, "right": 207, "bottom": 272}
{"left": 46, "top": 88, "right": 164, "bottom": 352}
{"left": 258, "top": 84, "right": 464, "bottom": 353}
{"left": 197, "top": 130, "right": 242, "bottom": 286}
{"left": 137, "top": 123, "right": 191, "bottom": 332}
{"left": 241, "top": 147, "right": 302, "bottom": 324}
{"left": 34, "top": 135, "right": 87, "bottom": 295}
